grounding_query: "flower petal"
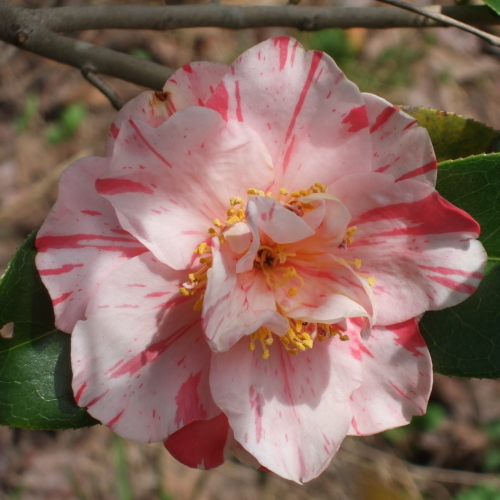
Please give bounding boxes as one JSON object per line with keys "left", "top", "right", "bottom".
{"left": 299, "top": 192, "right": 352, "bottom": 249}
{"left": 163, "top": 61, "right": 229, "bottom": 109}
{"left": 98, "top": 106, "right": 274, "bottom": 270}
{"left": 363, "top": 93, "right": 437, "bottom": 186}
{"left": 279, "top": 255, "right": 375, "bottom": 324}
{"left": 165, "top": 413, "right": 261, "bottom": 470}
{"left": 348, "top": 319, "right": 432, "bottom": 435}
{"left": 35, "top": 157, "right": 146, "bottom": 333}
{"left": 210, "top": 336, "right": 362, "bottom": 483}
{"left": 105, "top": 62, "right": 228, "bottom": 156}
{"left": 72, "top": 252, "right": 219, "bottom": 443}
{"left": 236, "top": 196, "right": 315, "bottom": 274}
{"left": 329, "top": 172, "right": 486, "bottom": 324}
{"left": 164, "top": 413, "right": 230, "bottom": 470}
{"left": 203, "top": 240, "right": 288, "bottom": 352}
{"left": 206, "top": 37, "right": 372, "bottom": 191}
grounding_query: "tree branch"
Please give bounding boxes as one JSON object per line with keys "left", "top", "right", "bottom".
{"left": 81, "top": 66, "right": 125, "bottom": 110}
{"left": 0, "top": 1, "right": 172, "bottom": 90}
{"left": 1, "top": 0, "right": 499, "bottom": 92}
{"left": 378, "top": 0, "right": 500, "bottom": 47}
{"left": 36, "top": 4, "right": 500, "bottom": 32}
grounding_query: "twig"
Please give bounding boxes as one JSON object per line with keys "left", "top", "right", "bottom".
{"left": 0, "top": 1, "right": 172, "bottom": 90}
{"left": 341, "top": 439, "right": 500, "bottom": 488}
{"left": 81, "top": 66, "right": 124, "bottom": 110}
{"left": 36, "top": 4, "right": 500, "bottom": 32}
{"left": 378, "top": 0, "right": 500, "bottom": 47}
{"left": 1, "top": 0, "right": 500, "bottom": 91}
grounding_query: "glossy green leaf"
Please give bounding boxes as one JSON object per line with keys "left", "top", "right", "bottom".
{"left": 420, "top": 153, "right": 500, "bottom": 378}
{"left": 483, "top": 0, "right": 500, "bottom": 15}
{"left": 0, "top": 230, "right": 98, "bottom": 429}
{"left": 399, "top": 106, "right": 500, "bottom": 162}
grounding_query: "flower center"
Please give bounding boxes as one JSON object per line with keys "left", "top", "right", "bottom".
{"left": 180, "top": 183, "right": 372, "bottom": 359}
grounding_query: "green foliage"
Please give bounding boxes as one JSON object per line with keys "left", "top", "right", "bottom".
{"left": 400, "top": 106, "right": 500, "bottom": 162}
{"left": 129, "top": 48, "right": 153, "bottom": 60}
{"left": 15, "top": 93, "right": 40, "bottom": 133}
{"left": 303, "top": 30, "right": 424, "bottom": 92}
{"left": 483, "top": 0, "right": 500, "bottom": 15}
{"left": 411, "top": 402, "right": 447, "bottom": 432}
{"left": 453, "top": 484, "right": 500, "bottom": 500}
{"left": 0, "top": 230, "right": 98, "bottom": 429}
{"left": 46, "top": 102, "right": 87, "bottom": 144}
{"left": 420, "top": 153, "right": 500, "bottom": 378}
{"left": 114, "top": 435, "right": 133, "bottom": 500}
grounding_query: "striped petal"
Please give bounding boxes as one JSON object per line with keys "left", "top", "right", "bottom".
{"left": 363, "top": 93, "right": 437, "bottom": 186}
{"left": 106, "top": 62, "right": 228, "bottom": 156}
{"left": 72, "top": 252, "right": 219, "bottom": 443}
{"left": 348, "top": 319, "right": 432, "bottom": 435}
{"left": 35, "top": 157, "right": 146, "bottom": 333}
{"left": 210, "top": 334, "right": 362, "bottom": 483}
{"left": 329, "top": 172, "right": 486, "bottom": 325}
{"left": 206, "top": 37, "right": 372, "bottom": 191}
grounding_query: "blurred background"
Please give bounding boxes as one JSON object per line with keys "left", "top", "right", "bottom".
{"left": 1, "top": 0, "right": 500, "bottom": 498}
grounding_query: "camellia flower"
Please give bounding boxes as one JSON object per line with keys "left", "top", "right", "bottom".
{"left": 35, "top": 37, "right": 486, "bottom": 482}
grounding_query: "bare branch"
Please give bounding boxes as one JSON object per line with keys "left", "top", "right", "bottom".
{"left": 35, "top": 4, "right": 500, "bottom": 33}
{"left": 0, "top": 1, "right": 172, "bottom": 90}
{"left": 81, "top": 66, "right": 125, "bottom": 110}
{"left": 378, "top": 0, "right": 500, "bottom": 47}
{"left": 1, "top": 0, "right": 499, "bottom": 91}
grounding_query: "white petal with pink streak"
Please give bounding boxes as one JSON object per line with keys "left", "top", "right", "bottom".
{"left": 348, "top": 319, "right": 432, "bottom": 435}
{"left": 203, "top": 240, "right": 288, "bottom": 352}
{"left": 206, "top": 37, "right": 373, "bottom": 191}
{"left": 71, "top": 252, "right": 219, "bottom": 443}
{"left": 279, "top": 255, "right": 375, "bottom": 324}
{"left": 210, "top": 336, "right": 362, "bottom": 483}
{"left": 35, "top": 157, "right": 146, "bottom": 333}
{"left": 98, "top": 106, "right": 274, "bottom": 270}
{"left": 329, "top": 172, "right": 486, "bottom": 325}
{"left": 236, "top": 196, "right": 315, "bottom": 274}
{"left": 363, "top": 93, "right": 437, "bottom": 186}
{"left": 105, "top": 62, "right": 228, "bottom": 156}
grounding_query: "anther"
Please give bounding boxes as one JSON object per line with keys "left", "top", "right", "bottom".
{"left": 213, "top": 218, "right": 224, "bottom": 228}
{"left": 179, "top": 287, "right": 190, "bottom": 296}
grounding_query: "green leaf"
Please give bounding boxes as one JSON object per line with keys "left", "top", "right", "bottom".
{"left": 399, "top": 106, "right": 500, "bottom": 162}
{"left": 46, "top": 103, "right": 87, "bottom": 144}
{"left": 483, "top": 0, "right": 500, "bottom": 15}
{"left": 0, "top": 230, "right": 98, "bottom": 429}
{"left": 420, "top": 153, "right": 500, "bottom": 378}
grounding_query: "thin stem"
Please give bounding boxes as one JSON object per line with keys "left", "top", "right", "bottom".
{"left": 81, "top": 66, "right": 125, "bottom": 110}
{"left": 0, "top": 1, "right": 172, "bottom": 90}
{"left": 378, "top": 0, "right": 500, "bottom": 47}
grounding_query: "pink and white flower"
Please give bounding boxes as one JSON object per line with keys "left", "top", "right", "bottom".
{"left": 35, "top": 37, "right": 486, "bottom": 482}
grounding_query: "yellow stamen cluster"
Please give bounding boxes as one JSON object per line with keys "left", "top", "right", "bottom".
{"left": 226, "top": 196, "right": 246, "bottom": 226}
{"left": 343, "top": 226, "right": 357, "bottom": 246}
{"left": 317, "top": 323, "right": 349, "bottom": 342}
{"left": 179, "top": 243, "right": 213, "bottom": 310}
{"left": 248, "top": 326, "right": 274, "bottom": 359}
{"left": 339, "top": 227, "right": 376, "bottom": 287}
{"left": 279, "top": 318, "right": 314, "bottom": 356}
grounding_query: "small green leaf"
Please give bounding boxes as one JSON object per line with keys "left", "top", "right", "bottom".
{"left": 46, "top": 103, "right": 87, "bottom": 144}
{"left": 420, "top": 153, "right": 500, "bottom": 378}
{"left": 483, "top": 0, "right": 500, "bottom": 15}
{"left": 399, "top": 106, "right": 500, "bottom": 162}
{"left": 0, "top": 230, "right": 98, "bottom": 429}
